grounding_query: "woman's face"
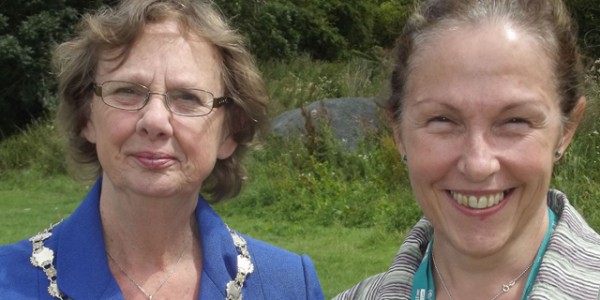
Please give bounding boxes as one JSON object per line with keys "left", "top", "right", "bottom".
{"left": 396, "top": 23, "right": 579, "bottom": 256}
{"left": 83, "top": 21, "right": 237, "bottom": 199}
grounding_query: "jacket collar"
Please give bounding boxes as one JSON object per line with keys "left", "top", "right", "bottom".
{"left": 53, "top": 178, "right": 247, "bottom": 299}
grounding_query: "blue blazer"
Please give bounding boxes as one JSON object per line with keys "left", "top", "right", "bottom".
{"left": 0, "top": 179, "right": 324, "bottom": 299}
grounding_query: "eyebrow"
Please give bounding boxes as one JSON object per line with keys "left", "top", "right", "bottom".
{"left": 411, "top": 97, "right": 552, "bottom": 112}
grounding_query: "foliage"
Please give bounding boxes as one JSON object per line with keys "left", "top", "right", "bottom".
{"left": 1, "top": 0, "right": 598, "bottom": 138}
{"left": 0, "top": 118, "right": 66, "bottom": 176}
{"left": 1, "top": 52, "right": 600, "bottom": 299}
{"left": 2, "top": 55, "right": 600, "bottom": 231}
{"left": 221, "top": 122, "right": 421, "bottom": 230}
{"left": 261, "top": 55, "right": 391, "bottom": 116}
{"left": 214, "top": 0, "right": 411, "bottom": 60}
{"left": 552, "top": 62, "right": 600, "bottom": 228}
{"left": 566, "top": 0, "right": 600, "bottom": 60}
{"left": 0, "top": 0, "right": 104, "bottom": 139}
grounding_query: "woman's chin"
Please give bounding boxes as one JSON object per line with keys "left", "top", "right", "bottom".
{"left": 443, "top": 230, "right": 509, "bottom": 257}
{"left": 107, "top": 174, "right": 199, "bottom": 199}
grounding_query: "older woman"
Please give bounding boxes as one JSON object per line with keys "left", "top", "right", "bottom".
{"left": 335, "top": 0, "right": 600, "bottom": 299}
{"left": 0, "top": 0, "right": 324, "bottom": 299}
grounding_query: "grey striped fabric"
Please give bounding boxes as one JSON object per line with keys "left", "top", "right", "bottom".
{"left": 333, "top": 190, "right": 600, "bottom": 300}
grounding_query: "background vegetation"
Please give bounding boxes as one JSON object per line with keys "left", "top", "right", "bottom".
{"left": 1, "top": 0, "right": 600, "bottom": 138}
{"left": 1, "top": 57, "right": 599, "bottom": 299}
{"left": 1, "top": 1, "right": 599, "bottom": 298}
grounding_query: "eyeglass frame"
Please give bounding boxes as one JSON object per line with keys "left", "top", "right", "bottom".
{"left": 93, "top": 80, "right": 232, "bottom": 117}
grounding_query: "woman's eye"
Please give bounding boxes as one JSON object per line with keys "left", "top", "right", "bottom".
{"left": 113, "top": 87, "right": 145, "bottom": 96}
{"left": 115, "top": 88, "right": 136, "bottom": 94}
{"left": 506, "top": 117, "right": 530, "bottom": 125}
{"left": 179, "top": 93, "right": 199, "bottom": 102}
{"left": 429, "top": 116, "right": 452, "bottom": 123}
{"left": 171, "top": 91, "right": 201, "bottom": 102}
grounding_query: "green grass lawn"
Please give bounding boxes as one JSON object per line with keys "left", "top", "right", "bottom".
{"left": 219, "top": 212, "right": 404, "bottom": 298}
{"left": 0, "top": 169, "right": 402, "bottom": 299}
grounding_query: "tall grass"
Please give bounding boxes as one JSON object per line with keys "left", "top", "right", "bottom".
{"left": 551, "top": 64, "right": 600, "bottom": 228}
{"left": 0, "top": 118, "right": 66, "bottom": 176}
{"left": 261, "top": 55, "right": 391, "bottom": 116}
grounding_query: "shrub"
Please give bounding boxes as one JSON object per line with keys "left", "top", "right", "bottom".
{"left": 0, "top": 1, "right": 104, "bottom": 139}
{"left": 0, "top": 117, "right": 66, "bottom": 176}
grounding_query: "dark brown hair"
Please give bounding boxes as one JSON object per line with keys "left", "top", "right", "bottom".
{"left": 385, "top": 0, "right": 584, "bottom": 125}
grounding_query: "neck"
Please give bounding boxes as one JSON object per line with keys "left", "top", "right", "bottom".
{"left": 99, "top": 178, "right": 200, "bottom": 265}
{"left": 432, "top": 208, "right": 549, "bottom": 300}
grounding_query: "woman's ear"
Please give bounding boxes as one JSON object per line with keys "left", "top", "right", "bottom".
{"left": 557, "top": 96, "right": 587, "bottom": 154}
{"left": 217, "top": 135, "right": 238, "bottom": 159}
{"left": 387, "top": 108, "right": 406, "bottom": 157}
{"left": 82, "top": 119, "right": 97, "bottom": 144}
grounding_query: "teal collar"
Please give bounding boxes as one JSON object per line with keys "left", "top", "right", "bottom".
{"left": 412, "top": 207, "right": 556, "bottom": 300}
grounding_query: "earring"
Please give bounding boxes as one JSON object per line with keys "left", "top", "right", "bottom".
{"left": 402, "top": 154, "right": 407, "bottom": 162}
{"left": 554, "top": 150, "right": 562, "bottom": 159}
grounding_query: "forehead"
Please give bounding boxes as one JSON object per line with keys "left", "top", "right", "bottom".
{"left": 404, "top": 22, "right": 557, "bottom": 103}
{"left": 412, "top": 21, "right": 550, "bottom": 71}
{"left": 95, "top": 21, "right": 223, "bottom": 85}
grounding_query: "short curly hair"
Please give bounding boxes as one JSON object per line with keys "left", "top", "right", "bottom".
{"left": 53, "top": 0, "right": 268, "bottom": 203}
{"left": 386, "top": 0, "right": 585, "bottom": 125}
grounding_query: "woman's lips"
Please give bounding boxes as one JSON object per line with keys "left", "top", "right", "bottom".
{"left": 133, "top": 152, "right": 176, "bottom": 169}
{"left": 449, "top": 189, "right": 514, "bottom": 209}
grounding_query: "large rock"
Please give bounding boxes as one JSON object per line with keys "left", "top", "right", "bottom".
{"left": 271, "top": 97, "right": 382, "bottom": 149}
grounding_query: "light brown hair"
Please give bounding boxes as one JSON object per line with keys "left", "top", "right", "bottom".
{"left": 53, "top": 0, "right": 268, "bottom": 202}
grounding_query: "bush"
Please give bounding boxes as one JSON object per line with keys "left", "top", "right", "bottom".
{"left": 0, "top": 117, "right": 66, "bottom": 176}
{"left": 0, "top": 1, "right": 104, "bottom": 139}
{"left": 221, "top": 122, "right": 420, "bottom": 230}
{"left": 215, "top": 0, "right": 410, "bottom": 61}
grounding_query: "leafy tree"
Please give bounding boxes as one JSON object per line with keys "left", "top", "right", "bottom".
{"left": 1, "top": 0, "right": 597, "bottom": 139}
{"left": 215, "top": 0, "right": 410, "bottom": 60}
{"left": 0, "top": 0, "right": 104, "bottom": 139}
{"left": 566, "top": 0, "right": 600, "bottom": 61}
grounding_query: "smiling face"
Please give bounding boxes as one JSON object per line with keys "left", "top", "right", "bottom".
{"left": 83, "top": 21, "right": 237, "bottom": 199}
{"left": 395, "top": 22, "right": 579, "bottom": 255}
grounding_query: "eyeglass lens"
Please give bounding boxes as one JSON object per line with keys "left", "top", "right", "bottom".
{"left": 99, "top": 81, "right": 215, "bottom": 116}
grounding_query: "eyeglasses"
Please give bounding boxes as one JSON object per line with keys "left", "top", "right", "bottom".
{"left": 93, "top": 80, "right": 232, "bottom": 117}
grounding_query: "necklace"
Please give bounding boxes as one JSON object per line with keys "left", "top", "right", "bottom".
{"left": 432, "top": 253, "right": 532, "bottom": 300}
{"left": 106, "top": 236, "right": 189, "bottom": 300}
{"left": 29, "top": 221, "right": 70, "bottom": 300}
{"left": 31, "top": 222, "right": 252, "bottom": 300}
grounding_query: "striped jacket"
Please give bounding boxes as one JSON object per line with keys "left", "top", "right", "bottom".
{"left": 333, "top": 190, "right": 600, "bottom": 300}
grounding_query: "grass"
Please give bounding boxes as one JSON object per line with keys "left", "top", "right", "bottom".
{"left": 218, "top": 212, "right": 406, "bottom": 298}
{"left": 0, "top": 169, "right": 401, "bottom": 299}
{"left": 0, "top": 170, "right": 84, "bottom": 243}
{"left": 1, "top": 55, "right": 599, "bottom": 299}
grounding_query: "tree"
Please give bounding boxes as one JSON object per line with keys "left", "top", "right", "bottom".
{"left": 0, "top": 0, "right": 104, "bottom": 139}
{"left": 566, "top": 0, "right": 600, "bottom": 61}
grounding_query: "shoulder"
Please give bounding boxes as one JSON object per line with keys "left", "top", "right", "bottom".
{"left": 0, "top": 238, "right": 43, "bottom": 298}
{"left": 242, "top": 234, "right": 325, "bottom": 300}
{"left": 333, "top": 273, "right": 387, "bottom": 300}
{"left": 534, "top": 189, "right": 600, "bottom": 298}
{"left": 333, "top": 218, "right": 432, "bottom": 300}
{"left": 548, "top": 189, "right": 600, "bottom": 246}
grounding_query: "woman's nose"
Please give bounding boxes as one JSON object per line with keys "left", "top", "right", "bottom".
{"left": 457, "top": 133, "right": 500, "bottom": 182}
{"left": 136, "top": 94, "right": 174, "bottom": 140}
